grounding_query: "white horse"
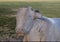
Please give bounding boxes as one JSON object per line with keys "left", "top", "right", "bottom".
{"left": 16, "top": 6, "right": 60, "bottom": 41}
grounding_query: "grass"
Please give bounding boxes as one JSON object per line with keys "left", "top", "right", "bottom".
{"left": 0, "top": 1, "right": 60, "bottom": 40}
{"left": 0, "top": 16, "right": 16, "bottom": 40}
{"left": 0, "top": 0, "right": 60, "bottom": 2}
{"left": 0, "top": 2, "right": 60, "bottom": 17}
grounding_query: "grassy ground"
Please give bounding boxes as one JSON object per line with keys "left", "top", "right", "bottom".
{"left": 0, "top": 0, "right": 60, "bottom": 2}
{"left": 0, "top": 2, "right": 60, "bottom": 17}
{"left": 0, "top": 2, "right": 60, "bottom": 41}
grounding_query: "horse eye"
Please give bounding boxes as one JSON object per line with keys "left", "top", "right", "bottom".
{"left": 31, "top": 8, "right": 33, "bottom": 11}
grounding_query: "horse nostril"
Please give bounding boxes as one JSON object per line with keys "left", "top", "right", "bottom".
{"left": 21, "top": 28, "right": 24, "bottom": 32}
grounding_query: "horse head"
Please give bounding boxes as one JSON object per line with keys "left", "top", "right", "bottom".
{"left": 16, "top": 6, "right": 42, "bottom": 36}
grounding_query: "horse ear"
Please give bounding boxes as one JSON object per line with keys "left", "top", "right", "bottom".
{"left": 28, "top": 6, "right": 32, "bottom": 9}
{"left": 27, "top": 6, "right": 34, "bottom": 11}
{"left": 35, "top": 10, "right": 42, "bottom": 19}
{"left": 35, "top": 10, "right": 40, "bottom": 13}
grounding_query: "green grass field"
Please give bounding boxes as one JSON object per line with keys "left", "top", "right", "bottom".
{"left": 0, "top": 0, "right": 60, "bottom": 2}
{"left": 0, "top": 2, "right": 60, "bottom": 17}
{"left": 0, "top": 1, "right": 60, "bottom": 40}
